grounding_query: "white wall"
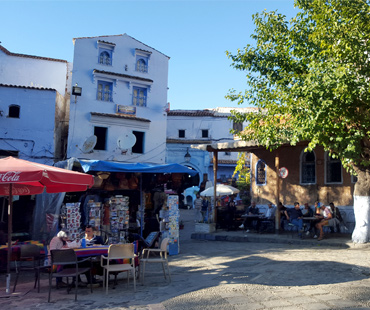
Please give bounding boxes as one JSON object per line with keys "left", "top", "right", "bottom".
{"left": 0, "top": 46, "right": 69, "bottom": 96}
{"left": 68, "top": 34, "right": 169, "bottom": 164}
{"left": 0, "top": 86, "right": 58, "bottom": 165}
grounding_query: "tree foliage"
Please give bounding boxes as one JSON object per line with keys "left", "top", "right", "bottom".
{"left": 226, "top": 0, "right": 370, "bottom": 173}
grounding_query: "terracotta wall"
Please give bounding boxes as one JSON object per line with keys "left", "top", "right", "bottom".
{"left": 250, "top": 144, "right": 354, "bottom": 207}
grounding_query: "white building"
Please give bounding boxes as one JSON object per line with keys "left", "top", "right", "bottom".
{"left": 0, "top": 45, "right": 70, "bottom": 164}
{"left": 166, "top": 107, "right": 254, "bottom": 186}
{"left": 67, "top": 34, "right": 169, "bottom": 164}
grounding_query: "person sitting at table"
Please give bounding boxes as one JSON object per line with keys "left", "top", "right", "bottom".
{"left": 225, "top": 195, "right": 237, "bottom": 231}
{"left": 257, "top": 203, "right": 276, "bottom": 233}
{"left": 328, "top": 202, "right": 347, "bottom": 232}
{"left": 239, "top": 201, "right": 259, "bottom": 232}
{"left": 83, "top": 225, "right": 104, "bottom": 246}
{"left": 82, "top": 225, "right": 104, "bottom": 286}
{"left": 285, "top": 202, "right": 304, "bottom": 238}
{"left": 278, "top": 201, "right": 288, "bottom": 230}
{"left": 315, "top": 204, "right": 333, "bottom": 241}
{"left": 302, "top": 203, "right": 314, "bottom": 236}
{"left": 49, "top": 230, "right": 70, "bottom": 288}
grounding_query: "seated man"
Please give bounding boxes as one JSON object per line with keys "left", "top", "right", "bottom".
{"left": 302, "top": 203, "right": 314, "bottom": 235}
{"left": 84, "top": 225, "right": 104, "bottom": 246}
{"left": 257, "top": 203, "right": 276, "bottom": 233}
{"left": 82, "top": 225, "right": 104, "bottom": 286}
{"left": 239, "top": 201, "right": 259, "bottom": 232}
{"left": 285, "top": 202, "right": 304, "bottom": 238}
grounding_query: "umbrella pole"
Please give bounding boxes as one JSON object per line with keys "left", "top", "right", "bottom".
{"left": 6, "top": 184, "right": 13, "bottom": 294}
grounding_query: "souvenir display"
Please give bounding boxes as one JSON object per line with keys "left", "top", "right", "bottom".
{"left": 167, "top": 195, "right": 180, "bottom": 255}
{"left": 65, "top": 202, "right": 81, "bottom": 240}
{"left": 88, "top": 201, "right": 102, "bottom": 232}
{"left": 109, "top": 195, "right": 130, "bottom": 243}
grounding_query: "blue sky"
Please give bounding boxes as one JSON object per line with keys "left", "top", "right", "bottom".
{"left": 1, "top": 0, "right": 297, "bottom": 110}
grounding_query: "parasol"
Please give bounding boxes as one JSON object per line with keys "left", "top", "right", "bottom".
{"left": 0, "top": 156, "right": 94, "bottom": 294}
{"left": 199, "top": 184, "right": 240, "bottom": 197}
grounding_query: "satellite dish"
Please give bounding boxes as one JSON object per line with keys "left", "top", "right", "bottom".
{"left": 81, "top": 135, "right": 97, "bottom": 153}
{"left": 117, "top": 133, "right": 136, "bottom": 150}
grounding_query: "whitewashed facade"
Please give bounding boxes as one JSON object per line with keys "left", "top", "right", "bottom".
{"left": 166, "top": 107, "right": 253, "bottom": 185}
{"left": 0, "top": 45, "right": 70, "bottom": 164}
{"left": 67, "top": 34, "right": 169, "bottom": 164}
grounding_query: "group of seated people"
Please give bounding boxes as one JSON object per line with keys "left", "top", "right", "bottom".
{"left": 238, "top": 201, "right": 345, "bottom": 240}
{"left": 49, "top": 225, "right": 104, "bottom": 288}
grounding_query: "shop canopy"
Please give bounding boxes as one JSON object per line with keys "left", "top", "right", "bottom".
{"left": 79, "top": 160, "right": 198, "bottom": 176}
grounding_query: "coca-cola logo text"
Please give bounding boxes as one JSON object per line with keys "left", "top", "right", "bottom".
{"left": 3, "top": 186, "right": 31, "bottom": 195}
{"left": 0, "top": 172, "right": 21, "bottom": 182}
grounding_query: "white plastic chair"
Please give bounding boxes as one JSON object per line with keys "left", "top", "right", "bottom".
{"left": 101, "top": 243, "right": 136, "bottom": 294}
{"left": 140, "top": 237, "right": 171, "bottom": 284}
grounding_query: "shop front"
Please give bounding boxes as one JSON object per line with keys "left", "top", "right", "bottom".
{"left": 33, "top": 160, "right": 198, "bottom": 255}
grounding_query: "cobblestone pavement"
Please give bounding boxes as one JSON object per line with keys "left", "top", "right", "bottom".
{"left": 1, "top": 209, "right": 370, "bottom": 310}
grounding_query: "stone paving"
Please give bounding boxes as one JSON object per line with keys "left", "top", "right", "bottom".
{"left": 1, "top": 209, "right": 370, "bottom": 310}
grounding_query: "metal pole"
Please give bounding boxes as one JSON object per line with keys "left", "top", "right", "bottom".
{"left": 140, "top": 174, "right": 143, "bottom": 237}
{"left": 6, "top": 184, "right": 13, "bottom": 294}
{"left": 212, "top": 151, "right": 218, "bottom": 224}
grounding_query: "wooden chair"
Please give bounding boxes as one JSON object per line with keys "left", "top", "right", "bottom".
{"left": 140, "top": 238, "right": 171, "bottom": 284}
{"left": 100, "top": 243, "right": 136, "bottom": 294}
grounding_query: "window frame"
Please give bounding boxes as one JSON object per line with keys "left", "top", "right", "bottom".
{"left": 94, "top": 126, "right": 108, "bottom": 151}
{"left": 300, "top": 150, "right": 316, "bottom": 185}
{"left": 97, "top": 80, "right": 113, "bottom": 102}
{"left": 255, "top": 159, "right": 267, "bottom": 186}
{"left": 132, "top": 87, "right": 147, "bottom": 107}
{"left": 132, "top": 131, "right": 145, "bottom": 154}
{"left": 99, "top": 49, "right": 112, "bottom": 66}
{"left": 325, "top": 152, "right": 343, "bottom": 184}
{"left": 136, "top": 57, "right": 148, "bottom": 73}
{"left": 8, "top": 105, "right": 20, "bottom": 118}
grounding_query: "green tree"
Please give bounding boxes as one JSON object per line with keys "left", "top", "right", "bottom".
{"left": 226, "top": 0, "right": 370, "bottom": 242}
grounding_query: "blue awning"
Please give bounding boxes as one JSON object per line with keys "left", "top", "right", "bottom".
{"left": 79, "top": 160, "right": 198, "bottom": 176}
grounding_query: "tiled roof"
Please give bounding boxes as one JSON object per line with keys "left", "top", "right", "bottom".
{"left": 0, "top": 45, "right": 67, "bottom": 63}
{"left": 97, "top": 40, "right": 116, "bottom": 46}
{"left": 0, "top": 83, "right": 56, "bottom": 91}
{"left": 135, "top": 48, "right": 152, "bottom": 54}
{"left": 167, "top": 110, "right": 228, "bottom": 117}
{"left": 73, "top": 33, "right": 170, "bottom": 59}
{"left": 93, "top": 69, "right": 153, "bottom": 83}
{"left": 166, "top": 139, "right": 212, "bottom": 144}
{"left": 90, "top": 112, "right": 151, "bottom": 123}
{"left": 210, "top": 159, "right": 238, "bottom": 165}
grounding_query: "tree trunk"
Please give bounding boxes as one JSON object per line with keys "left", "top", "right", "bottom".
{"left": 352, "top": 166, "right": 370, "bottom": 243}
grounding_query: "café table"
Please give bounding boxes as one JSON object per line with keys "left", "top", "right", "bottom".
{"left": 73, "top": 245, "right": 109, "bottom": 258}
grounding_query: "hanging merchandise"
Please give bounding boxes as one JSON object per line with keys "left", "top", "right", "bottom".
{"left": 167, "top": 195, "right": 180, "bottom": 255}
{"left": 65, "top": 202, "right": 81, "bottom": 240}
{"left": 109, "top": 195, "right": 130, "bottom": 243}
{"left": 88, "top": 201, "right": 102, "bottom": 233}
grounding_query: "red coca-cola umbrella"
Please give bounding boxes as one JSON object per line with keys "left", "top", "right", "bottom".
{"left": 0, "top": 156, "right": 94, "bottom": 294}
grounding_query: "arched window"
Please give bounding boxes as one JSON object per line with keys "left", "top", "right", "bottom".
{"left": 8, "top": 105, "right": 20, "bottom": 118}
{"left": 301, "top": 151, "right": 316, "bottom": 184}
{"left": 255, "top": 159, "right": 266, "bottom": 185}
{"left": 136, "top": 58, "right": 147, "bottom": 72}
{"left": 326, "top": 152, "right": 342, "bottom": 183}
{"left": 99, "top": 51, "right": 111, "bottom": 65}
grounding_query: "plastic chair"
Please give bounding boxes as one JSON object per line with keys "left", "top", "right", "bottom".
{"left": 13, "top": 244, "right": 50, "bottom": 293}
{"left": 140, "top": 237, "right": 171, "bottom": 285}
{"left": 100, "top": 243, "right": 136, "bottom": 294}
{"left": 48, "top": 249, "right": 92, "bottom": 302}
